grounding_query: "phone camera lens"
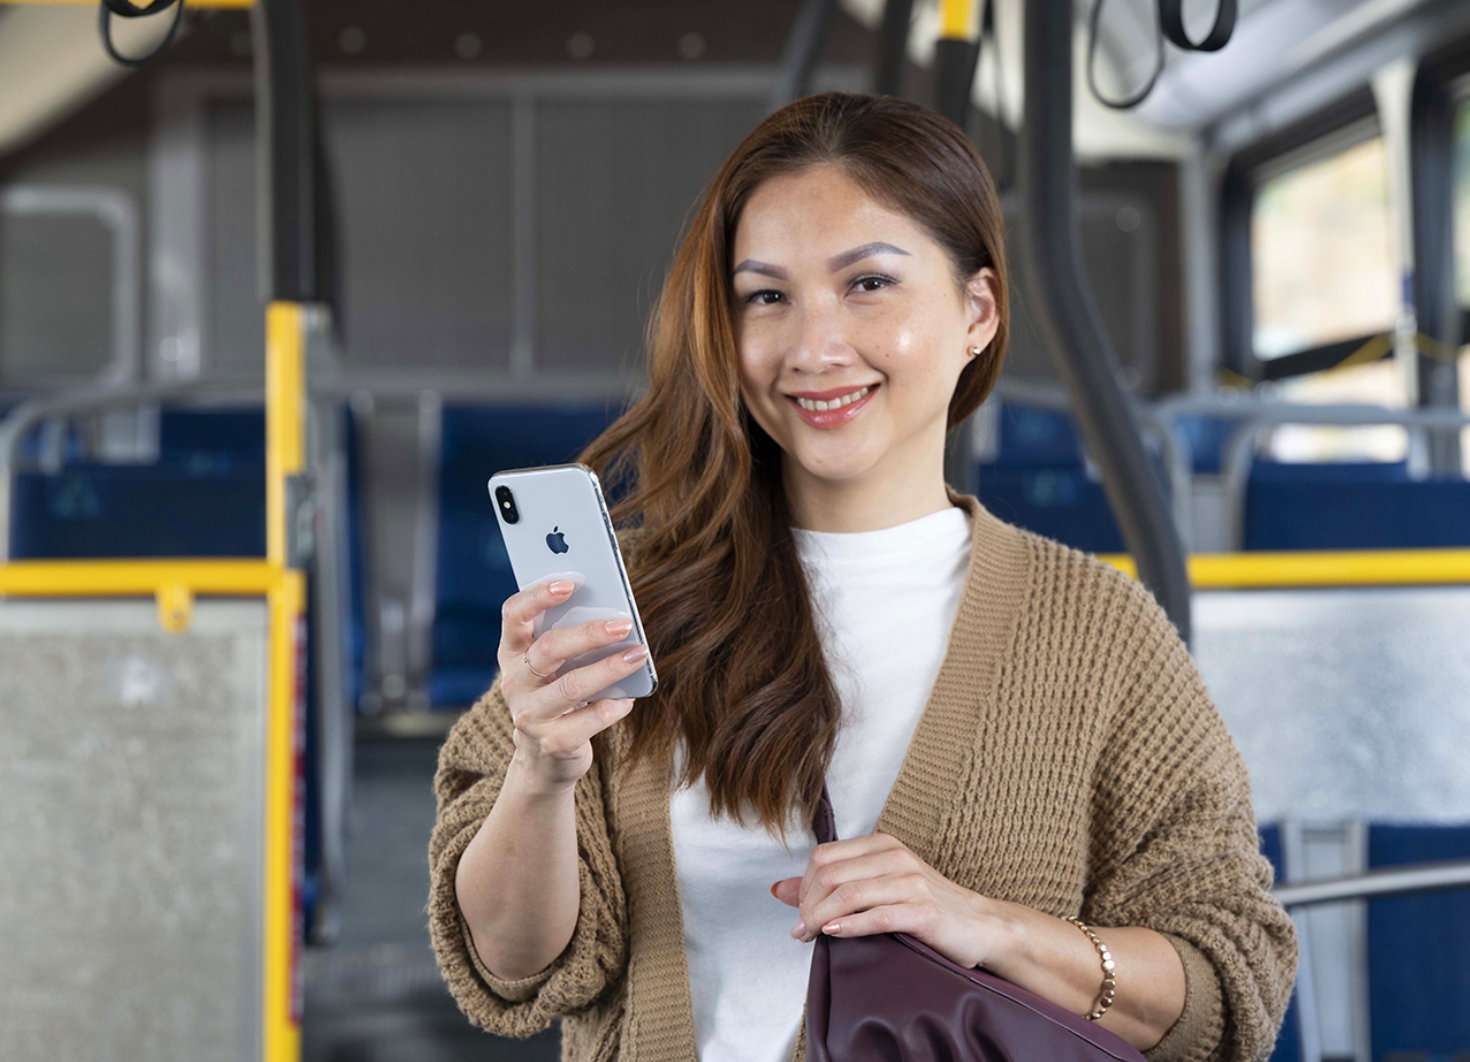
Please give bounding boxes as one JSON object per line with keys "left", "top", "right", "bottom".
{"left": 495, "top": 486, "right": 519, "bottom": 524}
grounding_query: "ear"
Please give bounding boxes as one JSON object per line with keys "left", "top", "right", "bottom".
{"left": 962, "top": 267, "right": 1001, "bottom": 355}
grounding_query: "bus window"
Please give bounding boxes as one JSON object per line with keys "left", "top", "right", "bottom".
{"left": 1252, "top": 122, "right": 1396, "bottom": 360}
{"left": 1249, "top": 119, "right": 1406, "bottom": 462}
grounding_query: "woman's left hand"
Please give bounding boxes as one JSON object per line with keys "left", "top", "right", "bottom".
{"left": 771, "top": 832, "right": 1019, "bottom": 972}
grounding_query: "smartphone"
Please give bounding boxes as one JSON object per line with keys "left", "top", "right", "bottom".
{"left": 488, "top": 462, "right": 657, "bottom": 701}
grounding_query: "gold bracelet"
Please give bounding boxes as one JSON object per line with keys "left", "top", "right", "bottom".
{"left": 1064, "top": 916, "right": 1116, "bottom": 1021}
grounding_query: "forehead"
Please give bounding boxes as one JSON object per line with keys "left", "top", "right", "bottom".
{"left": 733, "top": 165, "right": 922, "bottom": 256}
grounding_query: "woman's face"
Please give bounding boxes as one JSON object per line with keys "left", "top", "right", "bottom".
{"left": 730, "top": 163, "right": 999, "bottom": 508}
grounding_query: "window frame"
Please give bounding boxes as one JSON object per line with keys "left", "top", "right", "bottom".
{"left": 1412, "top": 36, "right": 1470, "bottom": 403}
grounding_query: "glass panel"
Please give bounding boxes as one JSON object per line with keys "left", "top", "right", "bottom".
{"left": 1252, "top": 135, "right": 1396, "bottom": 360}
{"left": 1266, "top": 357, "right": 1409, "bottom": 463}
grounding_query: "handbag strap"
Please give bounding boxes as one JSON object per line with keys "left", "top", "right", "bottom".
{"left": 813, "top": 782, "right": 838, "bottom": 845}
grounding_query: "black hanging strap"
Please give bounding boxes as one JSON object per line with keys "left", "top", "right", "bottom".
{"left": 1158, "top": 0, "right": 1236, "bottom": 53}
{"left": 98, "top": 0, "right": 185, "bottom": 69}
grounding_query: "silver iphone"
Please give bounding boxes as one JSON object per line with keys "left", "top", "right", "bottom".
{"left": 488, "top": 462, "right": 657, "bottom": 701}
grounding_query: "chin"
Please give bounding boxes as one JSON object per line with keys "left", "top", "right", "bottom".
{"left": 791, "top": 450, "right": 881, "bottom": 484}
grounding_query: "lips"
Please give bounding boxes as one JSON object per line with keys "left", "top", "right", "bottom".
{"left": 785, "top": 382, "right": 879, "bottom": 430}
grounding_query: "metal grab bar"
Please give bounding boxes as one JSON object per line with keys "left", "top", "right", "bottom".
{"left": 1273, "top": 856, "right": 1470, "bottom": 908}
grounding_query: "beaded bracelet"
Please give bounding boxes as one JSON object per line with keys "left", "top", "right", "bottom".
{"left": 1064, "top": 916, "right": 1116, "bottom": 1021}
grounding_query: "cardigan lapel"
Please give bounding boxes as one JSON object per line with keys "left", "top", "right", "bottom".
{"left": 615, "top": 490, "right": 1033, "bottom": 1062}
{"left": 871, "top": 488, "right": 1032, "bottom": 854}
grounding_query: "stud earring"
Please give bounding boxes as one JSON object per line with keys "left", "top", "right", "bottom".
{"left": 968, "top": 346, "right": 981, "bottom": 357}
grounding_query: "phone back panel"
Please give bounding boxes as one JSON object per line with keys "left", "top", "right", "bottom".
{"left": 488, "top": 463, "right": 656, "bottom": 700}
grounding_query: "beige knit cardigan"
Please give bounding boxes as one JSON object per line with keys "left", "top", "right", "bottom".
{"left": 428, "top": 488, "right": 1298, "bottom": 1062}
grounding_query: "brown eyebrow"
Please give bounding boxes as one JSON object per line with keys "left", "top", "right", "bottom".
{"left": 731, "top": 242, "right": 911, "bottom": 281}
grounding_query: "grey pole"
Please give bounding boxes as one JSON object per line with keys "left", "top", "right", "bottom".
{"left": 875, "top": 0, "right": 915, "bottom": 97}
{"left": 770, "top": 0, "right": 841, "bottom": 111}
{"left": 1017, "top": 0, "right": 1193, "bottom": 643}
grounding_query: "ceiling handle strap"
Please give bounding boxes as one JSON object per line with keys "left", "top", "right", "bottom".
{"left": 98, "top": 0, "right": 186, "bottom": 68}
{"left": 1158, "top": 0, "right": 1236, "bottom": 52}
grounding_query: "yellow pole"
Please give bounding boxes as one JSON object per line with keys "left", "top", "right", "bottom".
{"left": 263, "top": 300, "right": 305, "bottom": 1062}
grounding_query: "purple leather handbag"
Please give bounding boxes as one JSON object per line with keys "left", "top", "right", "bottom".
{"left": 805, "top": 783, "right": 1148, "bottom": 1062}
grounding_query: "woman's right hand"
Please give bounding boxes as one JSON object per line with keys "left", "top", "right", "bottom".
{"left": 498, "top": 579, "right": 649, "bottom": 795}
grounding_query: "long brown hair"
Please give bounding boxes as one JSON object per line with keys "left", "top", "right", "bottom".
{"left": 576, "top": 91, "right": 1010, "bottom": 845}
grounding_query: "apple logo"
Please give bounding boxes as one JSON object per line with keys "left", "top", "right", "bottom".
{"left": 547, "top": 526, "right": 569, "bottom": 554}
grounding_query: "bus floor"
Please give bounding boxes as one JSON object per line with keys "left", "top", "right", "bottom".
{"left": 303, "top": 735, "right": 560, "bottom": 1062}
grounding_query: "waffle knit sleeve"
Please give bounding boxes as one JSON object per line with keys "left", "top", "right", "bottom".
{"left": 1081, "top": 571, "right": 1298, "bottom": 1062}
{"left": 427, "top": 671, "right": 629, "bottom": 1038}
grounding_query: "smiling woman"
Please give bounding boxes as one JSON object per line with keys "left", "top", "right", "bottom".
{"left": 428, "top": 91, "right": 1296, "bottom": 1062}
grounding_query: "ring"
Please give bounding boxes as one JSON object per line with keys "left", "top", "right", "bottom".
{"left": 523, "top": 653, "right": 554, "bottom": 679}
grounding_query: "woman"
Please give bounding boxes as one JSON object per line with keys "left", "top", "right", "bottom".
{"left": 429, "top": 92, "right": 1297, "bottom": 1062}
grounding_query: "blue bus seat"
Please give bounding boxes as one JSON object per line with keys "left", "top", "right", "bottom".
{"left": 1244, "top": 462, "right": 1470, "bottom": 551}
{"left": 1173, "top": 414, "right": 1243, "bottom": 475}
{"left": 11, "top": 463, "right": 267, "bottom": 558}
{"left": 157, "top": 408, "right": 266, "bottom": 458}
{"left": 975, "top": 402, "right": 1180, "bottom": 555}
{"left": 994, "top": 402, "right": 1084, "bottom": 468}
{"left": 1366, "top": 823, "right": 1470, "bottom": 1061}
{"left": 432, "top": 403, "right": 625, "bottom": 708}
{"left": 974, "top": 463, "right": 1126, "bottom": 553}
{"left": 10, "top": 405, "right": 267, "bottom": 559}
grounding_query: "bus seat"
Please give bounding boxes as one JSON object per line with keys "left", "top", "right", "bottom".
{"left": 1366, "top": 823, "right": 1470, "bottom": 1061}
{"left": 994, "top": 402, "right": 1084, "bottom": 468}
{"left": 974, "top": 463, "right": 1126, "bottom": 553}
{"left": 1173, "top": 414, "right": 1243, "bottom": 475}
{"left": 1244, "top": 463, "right": 1470, "bottom": 550}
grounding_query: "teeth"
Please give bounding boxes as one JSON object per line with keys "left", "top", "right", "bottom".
{"left": 796, "top": 385, "right": 872, "bottom": 412}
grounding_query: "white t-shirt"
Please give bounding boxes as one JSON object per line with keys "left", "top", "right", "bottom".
{"left": 668, "top": 504, "right": 974, "bottom": 1062}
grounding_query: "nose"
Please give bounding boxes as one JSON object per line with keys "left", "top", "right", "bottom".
{"left": 787, "top": 299, "right": 856, "bottom": 374}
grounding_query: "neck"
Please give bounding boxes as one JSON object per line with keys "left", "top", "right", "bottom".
{"left": 783, "top": 444, "right": 955, "bottom": 533}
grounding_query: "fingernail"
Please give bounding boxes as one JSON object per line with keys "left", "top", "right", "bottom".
{"left": 770, "top": 881, "right": 780, "bottom": 898}
{"left": 790, "top": 920, "right": 804, "bottom": 936}
{"left": 821, "top": 921, "right": 840, "bottom": 934}
{"left": 549, "top": 581, "right": 574, "bottom": 595}
{"left": 622, "top": 645, "right": 649, "bottom": 664}
{"left": 606, "top": 619, "right": 634, "bottom": 635}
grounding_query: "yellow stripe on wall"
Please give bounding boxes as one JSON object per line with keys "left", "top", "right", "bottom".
{"left": 1097, "top": 548, "right": 1470, "bottom": 589}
